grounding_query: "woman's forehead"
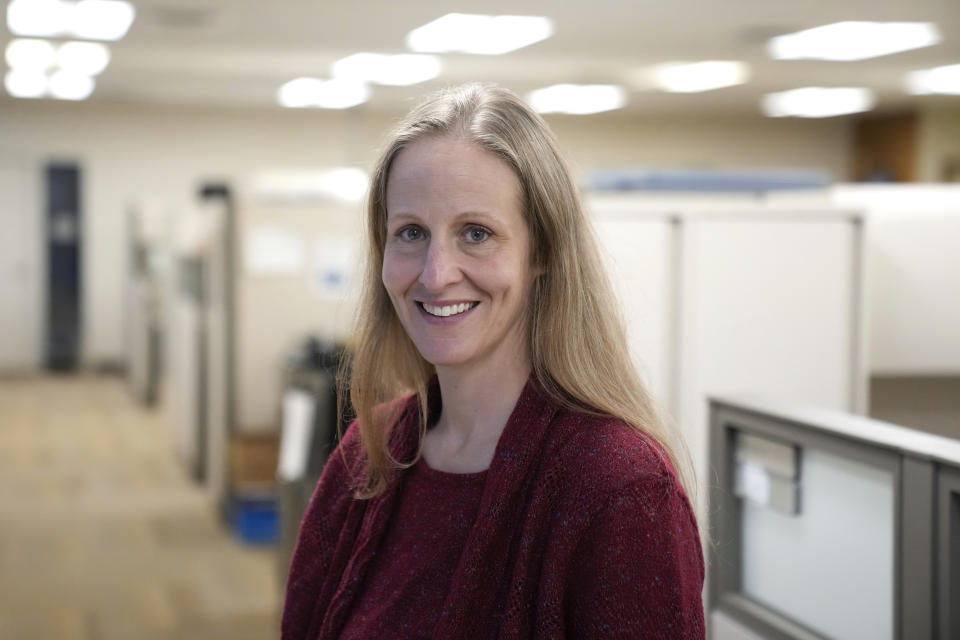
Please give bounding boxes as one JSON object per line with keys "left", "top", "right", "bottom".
{"left": 385, "top": 136, "right": 522, "bottom": 219}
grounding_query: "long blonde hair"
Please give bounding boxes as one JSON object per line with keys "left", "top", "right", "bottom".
{"left": 342, "top": 83, "right": 693, "bottom": 501}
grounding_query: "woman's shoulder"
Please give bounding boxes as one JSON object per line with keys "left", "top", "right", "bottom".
{"left": 336, "top": 393, "right": 418, "bottom": 470}
{"left": 544, "top": 409, "right": 682, "bottom": 498}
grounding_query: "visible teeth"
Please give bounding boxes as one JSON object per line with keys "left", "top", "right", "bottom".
{"left": 423, "top": 302, "right": 475, "bottom": 317}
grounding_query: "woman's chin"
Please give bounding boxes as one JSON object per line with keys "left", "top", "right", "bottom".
{"left": 417, "top": 351, "right": 469, "bottom": 369}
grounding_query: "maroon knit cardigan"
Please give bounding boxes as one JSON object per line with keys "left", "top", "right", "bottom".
{"left": 282, "top": 377, "right": 705, "bottom": 639}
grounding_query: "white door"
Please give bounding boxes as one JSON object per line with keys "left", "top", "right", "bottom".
{"left": 0, "top": 159, "right": 42, "bottom": 372}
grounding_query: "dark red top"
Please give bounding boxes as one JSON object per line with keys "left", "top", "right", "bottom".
{"left": 340, "top": 459, "right": 487, "bottom": 639}
{"left": 282, "top": 376, "right": 705, "bottom": 639}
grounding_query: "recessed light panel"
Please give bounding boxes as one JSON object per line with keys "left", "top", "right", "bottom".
{"left": 277, "top": 78, "right": 369, "bottom": 109}
{"left": 4, "top": 69, "right": 47, "bottom": 98}
{"left": 4, "top": 38, "right": 106, "bottom": 99}
{"left": 48, "top": 69, "right": 94, "bottom": 100}
{"left": 5, "top": 38, "right": 57, "bottom": 71}
{"left": 906, "top": 63, "right": 960, "bottom": 95}
{"left": 7, "top": 0, "right": 135, "bottom": 41}
{"left": 768, "top": 22, "right": 940, "bottom": 61}
{"left": 71, "top": 0, "right": 135, "bottom": 41}
{"left": 332, "top": 53, "right": 440, "bottom": 86}
{"left": 653, "top": 61, "right": 749, "bottom": 93}
{"left": 251, "top": 168, "right": 369, "bottom": 202}
{"left": 57, "top": 41, "right": 110, "bottom": 76}
{"left": 322, "top": 168, "right": 369, "bottom": 201}
{"left": 527, "top": 84, "right": 626, "bottom": 115}
{"left": 761, "top": 87, "right": 875, "bottom": 118}
{"left": 6, "top": 0, "right": 71, "bottom": 37}
{"left": 407, "top": 13, "right": 552, "bottom": 55}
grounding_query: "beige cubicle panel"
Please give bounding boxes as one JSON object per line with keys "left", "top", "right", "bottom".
{"left": 126, "top": 199, "right": 173, "bottom": 405}
{"left": 591, "top": 201, "right": 678, "bottom": 410}
{"left": 588, "top": 196, "right": 866, "bottom": 513}
{"left": 829, "top": 184, "right": 960, "bottom": 376}
{"left": 679, "top": 210, "right": 865, "bottom": 500}
{"left": 168, "top": 198, "right": 225, "bottom": 484}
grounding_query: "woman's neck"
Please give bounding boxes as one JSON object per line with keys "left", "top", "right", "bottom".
{"left": 424, "top": 356, "right": 531, "bottom": 473}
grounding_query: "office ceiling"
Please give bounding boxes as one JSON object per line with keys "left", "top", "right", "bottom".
{"left": 3, "top": 0, "right": 960, "bottom": 115}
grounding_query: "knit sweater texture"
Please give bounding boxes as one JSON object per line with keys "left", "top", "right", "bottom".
{"left": 281, "top": 376, "right": 705, "bottom": 639}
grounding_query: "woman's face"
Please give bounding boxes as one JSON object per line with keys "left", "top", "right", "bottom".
{"left": 382, "top": 135, "right": 536, "bottom": 373}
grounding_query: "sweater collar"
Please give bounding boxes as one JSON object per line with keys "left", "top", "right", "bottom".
{"left": 432, "top": 373, "right": 560, "bottom": 636}
{"left": 321, "top": 374, "right": 561, "bottom": 639}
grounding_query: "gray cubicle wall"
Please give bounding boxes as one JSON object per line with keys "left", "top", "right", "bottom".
{"left": 708, "top": 396, "right": 960, "bottom": 640}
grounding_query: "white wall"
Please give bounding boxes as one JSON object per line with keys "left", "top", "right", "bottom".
{"left": 548, "top": 113, "right": 853, "bottom": 180}
{"left": 0, "top": 157, "right": 43, "bottom": 371}
{"left": 0, "top": 98, "right": 854, "bottom": 368}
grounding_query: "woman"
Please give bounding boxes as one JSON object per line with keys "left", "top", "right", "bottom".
{"left": 282, "top": 83, "right": 704, "bottom": 639}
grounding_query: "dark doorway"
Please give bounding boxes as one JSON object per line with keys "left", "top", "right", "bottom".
{"left": 45, "top": 163, "right": 82, "bottom": 371}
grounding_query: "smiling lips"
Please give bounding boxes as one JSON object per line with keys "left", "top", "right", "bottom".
{"left": 419, "top": 301, "right": 480, "bottom": 318}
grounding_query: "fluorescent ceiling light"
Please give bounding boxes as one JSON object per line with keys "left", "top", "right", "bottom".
{"left": 278, "top": 78, "right": 321, "bottom": 108}
{"left": 5, "top": 38, "right": 57, "bottom": 71}
{"left": 4, "top": 69, "right": 47, "bottom": 98}
{"left": 768, "top": 22, "right": 940, "bottom": 61}
{"left": 6, "top": 0, "right": 72, "bottom": 37}
{"left": 48, "top": 69, "right": 95, "bottom": 100}
{"left": 406, "top": 13, "right": 552, "bottom": 55}
{"left": 332, "top": 53, "right": 440, "bottom": 86}
{"left": 322, "top": 168, "right": 369, "bottom": 201}
{"left": 905, "top": 63, "right": 960, "bottom": 95}
{"left": 653, "top": 61, "right": 749, "bottom": 93}
{"left": 527, "top": 84, "right": 626, "bottom": 115}
{"left": 71, "top": 0, "right": 135, "bottom": 40}
{"left": 6, "top": 0, "right": 134, "bottom": 41}
{"left": 251, "top": 168, "right": 370, "bottom": 202}
{"left": 277, "top": 78, "right": 369, "bottom": 109}
{"left": 58, "top": 41, "right": 110, "bottom": 76}
{"left": 761, "top": 87, "right": 875, "bottom": 118}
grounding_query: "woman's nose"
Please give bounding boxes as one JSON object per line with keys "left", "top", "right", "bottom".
{"left": 418, "top": 239, "right": 461, "bottom": 291}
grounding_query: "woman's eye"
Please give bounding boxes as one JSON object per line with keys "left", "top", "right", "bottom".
{"left": 399, "top": 227, "right": 424, "bottom": 241}
{"left": 465, "top": 227, "right": 490, "bottom": 243}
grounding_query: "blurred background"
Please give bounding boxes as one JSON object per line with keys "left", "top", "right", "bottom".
{"left": 1, "top": 1, "right": 959, "bottom": 639}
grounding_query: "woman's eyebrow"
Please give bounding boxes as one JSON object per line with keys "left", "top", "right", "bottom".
{"left": 447, "top": 210, "right": 501, "bottom": 226}
{"left": 387, "top": 210, "right": 500, "bottom": 225}
{"left": 385, "top": 212, "right": 422, "bottom": 225}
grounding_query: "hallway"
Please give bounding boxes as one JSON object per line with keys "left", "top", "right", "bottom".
{"left": 0, "top": 374, "right": 280, "bottom": 640}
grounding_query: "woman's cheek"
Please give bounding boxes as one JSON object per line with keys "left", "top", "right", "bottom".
{"left": 382, "top": 251, "right": 419, "bottom": 290}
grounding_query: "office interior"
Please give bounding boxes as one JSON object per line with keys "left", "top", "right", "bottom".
{"left": 1, "top": 1, "right": 959, "bottom": 638}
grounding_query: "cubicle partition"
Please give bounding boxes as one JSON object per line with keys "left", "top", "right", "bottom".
{"left": 162, "top": 172, "right": 362, "bottom": 535}
{"left": 588, "top": 197, "right": 867, "bottom": 514}
{"left": 828, "top": 184, "right": 960, "bottom": 377}
{"left": 168, "top": 187, "right": 232, "bottom": 493}
{"left": 708, "top": 396, "right": 960, "bottom": 640}
{"left": 126, "top": 199, "right": 172, "bottom": 405}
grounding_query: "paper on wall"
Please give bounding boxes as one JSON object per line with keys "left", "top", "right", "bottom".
{"left": 244, "top": 226, "right": 306, "bottom": 277}
{"left": 311, "top": 238, "right": 355, "bottom": 297}
{"left": 278, "top": 388, "right": 316, "bottom": 482}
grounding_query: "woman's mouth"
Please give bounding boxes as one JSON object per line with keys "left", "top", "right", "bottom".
{"left": 417, "top": 301, "right": 480, "bottom": 318}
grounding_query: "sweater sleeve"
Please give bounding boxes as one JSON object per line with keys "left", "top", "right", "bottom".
{"left": 281, "top": 420, "right": 361, "bottom": 640}
{"left": 565, "top": 473, "right": 705, "bottom": 639}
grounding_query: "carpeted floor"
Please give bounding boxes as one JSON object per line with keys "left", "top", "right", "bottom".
{"left": 0, "top": 374, "right": 280, "bottom": 640}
